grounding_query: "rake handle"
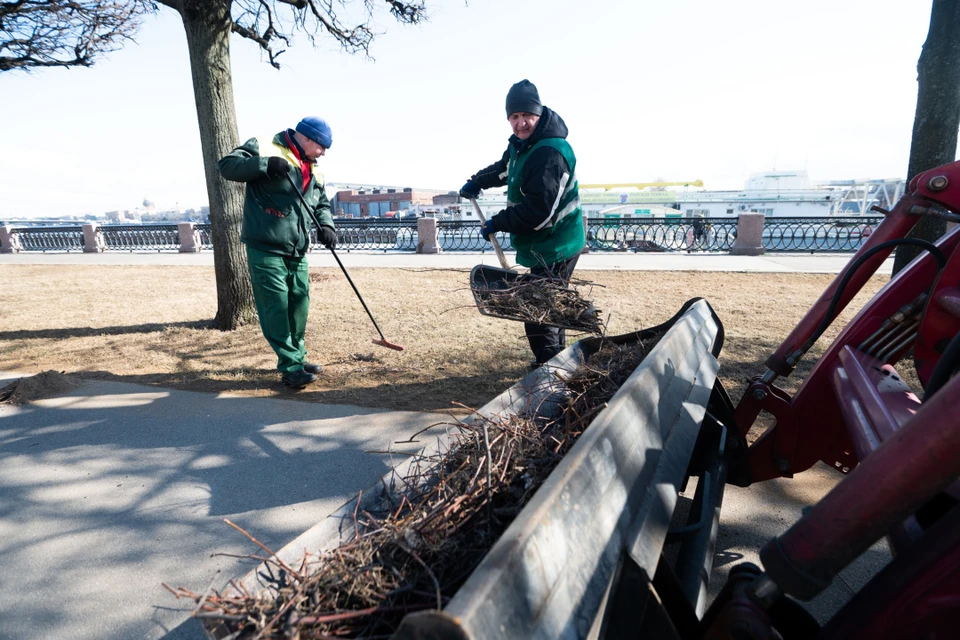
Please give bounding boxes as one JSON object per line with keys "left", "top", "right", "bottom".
{"left": 284, "top": 173, "right": 391, "bottom": 344}
{"left": 328, "top": 245, "right": 390, "bottom": 344}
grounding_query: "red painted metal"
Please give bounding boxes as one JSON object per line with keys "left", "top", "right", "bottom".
{"left": 711, "top": 160, "right": 960, "bottom": 636}
{"left": 914, "top": 280, "right": 960, "bottom": 386}
{"left": 909, "top": 160, "right": 960, "bottom": 207}
{"left": 760, "top": 195, "right": 926, "bottom": 378}
{"left": 735, "top": 199, "right": 960, "bottom": 482}
{"left": 831, "top": 347, "right": 920, "bottom": 459}
{"left": 912, "top": 159, "right": 960, "bottom": 385}
{"left": 736, "top": 228, "right": 954, "bottom": 482}
{"left": 759, "top": 370, "right": 960, "bottom": 599}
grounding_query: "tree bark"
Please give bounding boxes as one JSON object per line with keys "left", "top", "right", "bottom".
{"left": 892, "top": 0, "right": 960, "bottom": 274}
{"left": 167, "top": 0, "right": 256, "bottom": 329}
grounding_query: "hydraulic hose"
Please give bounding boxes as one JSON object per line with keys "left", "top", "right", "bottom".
{"left": 924, "top": 330, "right": 960, "bottom": 400}
{"left": 795, "top": 238, "right": 947, "bottom": 360}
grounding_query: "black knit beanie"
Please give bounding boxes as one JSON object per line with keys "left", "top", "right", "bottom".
{"left": 505, "top": 80, "right": 543, "bottom": 117}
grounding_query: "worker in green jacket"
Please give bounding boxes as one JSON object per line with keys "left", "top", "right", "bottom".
{"left": 459, "top": 80, "right": 585, "bottom": 368}
{"left": 218, "top": 117, "right": 337, "bottom": 388}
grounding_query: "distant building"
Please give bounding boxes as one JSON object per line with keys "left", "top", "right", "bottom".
{"left": 335, "top": 187, "right": 447, "bottom": 218}
{"left": 432, "top": 192, "right": 460, "bottom": 205}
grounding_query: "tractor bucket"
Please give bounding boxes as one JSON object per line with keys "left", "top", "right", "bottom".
{"left": 198, "top": 298, "right": 741, "bottom": 640}
{"left": 394, "top": 298, "right": 739, "bottom": 639}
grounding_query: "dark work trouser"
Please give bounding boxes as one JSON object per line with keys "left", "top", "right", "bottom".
{"left": 246, "top": 246, "right": 310, "bottom": 374}
{"left": 524, "top": 254, "right": 580, "bottom": 364}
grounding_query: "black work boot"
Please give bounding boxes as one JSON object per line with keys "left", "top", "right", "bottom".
{"left": 303, "top": 362, "right": 323, "bottom": 374}
{"left": 281, "top": 369, "right": 316, "bottom": 388}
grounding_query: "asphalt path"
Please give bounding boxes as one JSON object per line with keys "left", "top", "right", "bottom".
{"left": 0, "top": 251, "right": 892, "bottom": 638}
{"left": 0, "top": 374, "right": 454, "bottom": 640}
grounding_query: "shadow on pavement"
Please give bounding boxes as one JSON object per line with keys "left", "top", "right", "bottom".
{"left": 709, "top": 463, "right": 892, "bottom": 625}
{"left": 0, "top": 377, "right": 445, "bottom": 639}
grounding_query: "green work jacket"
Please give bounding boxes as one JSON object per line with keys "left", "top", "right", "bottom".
{"left": 218, "top": 132, "right": 333, "bottom": 257}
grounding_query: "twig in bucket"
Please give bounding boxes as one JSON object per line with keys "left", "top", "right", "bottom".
{"left": 481, "top": 420, "right": 493, "bottom": 533}
{"left": 473, "top": 276, "right": 604, "bottom": 334}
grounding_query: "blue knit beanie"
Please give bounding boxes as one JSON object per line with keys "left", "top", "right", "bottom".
{"left": 295, "top": 116, "right": 333, "bottom": 148}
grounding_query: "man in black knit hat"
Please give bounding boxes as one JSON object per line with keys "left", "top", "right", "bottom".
{"left": 460, "top": 80, "right": 585, "bottom": 368}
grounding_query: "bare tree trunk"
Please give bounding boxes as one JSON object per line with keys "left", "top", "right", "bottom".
{"left": 892, "top": 0, "right": 960, "bottom": 274}
{"left": 167, "top": 0, "right": 256, "bottom": 329}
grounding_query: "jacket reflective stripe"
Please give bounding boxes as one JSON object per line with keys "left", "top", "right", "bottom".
{"left": 536, "top": 171, "right": 572, "bottom": 231}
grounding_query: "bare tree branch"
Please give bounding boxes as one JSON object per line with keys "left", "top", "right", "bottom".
{"left": 225, "top": 0, "right": 428, "bottom": 62}
{"left": 0, "top": 0, "right": 155, "bottom": 72}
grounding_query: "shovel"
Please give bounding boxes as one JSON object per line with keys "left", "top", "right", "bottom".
{"left": 286, "top": 173, "right": 404, "bottom": 351}
{"left": 468, "top": 198, "right": 524, "bottom": 321}
{"left": 467, "top": 198, "right": 597, "bottom": 332}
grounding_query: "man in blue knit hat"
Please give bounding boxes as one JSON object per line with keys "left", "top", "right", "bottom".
{"left": 459, "top": 80, "right": 585, "bottom": 368}
{"left": 218, "top": 116, "right": 337, "bottom": 388}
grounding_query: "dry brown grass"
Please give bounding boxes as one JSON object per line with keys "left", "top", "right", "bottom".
{"left": 0, "top": 264, "right": 893, "bottom": 414}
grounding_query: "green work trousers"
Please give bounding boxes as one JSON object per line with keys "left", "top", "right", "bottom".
{"left": 246, "top": 246, "right": 310, "bottom": 373}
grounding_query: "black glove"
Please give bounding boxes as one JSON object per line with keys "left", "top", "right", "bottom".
{"left": 318, "top": 225, "right": 337, "bottom": 249}
{"left": 266, "top": 156, "right": 289, "bottom": 178}
{"left": 459, "top": 179, "right": 481, "bottom": 200}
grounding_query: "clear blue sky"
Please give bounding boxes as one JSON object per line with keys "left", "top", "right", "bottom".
{"left": 0, "top": 0, "right": 939, "bottom": 217}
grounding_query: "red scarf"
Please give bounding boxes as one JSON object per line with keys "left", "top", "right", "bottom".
{"left": 284, "top": 132, "right": 312, "bottom": 192}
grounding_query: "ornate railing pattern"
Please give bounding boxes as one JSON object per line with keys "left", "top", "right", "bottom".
{"left": 13, "top": 226, "right": 85, "bottom": 252}
{"left": 196, "top": 224, "right": 213, "bottom": 250}
{"left": 585, "top": 217, "right": 739, "bottom": 252}
{"left": 437, "top": 220, "right": 514, "bottom": 251}
{"left": 762, "top": 216, "right": 883, "bottom": 252}
{"left": 314, "top": 219, "right": 418, "bottom": 252}
{"left": 8, "top": 216, "right": 886, "bottom": 253}
{"left": 101, "top": 224, "right": 180, "bottom": 251}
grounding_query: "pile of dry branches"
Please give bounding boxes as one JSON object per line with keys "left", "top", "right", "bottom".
{"left": 167, "top": 411, "right": 586, "bottom": 638}
{"left": 564, "top": 332, "right": 665, "bottom": 427}
{"left": 168, "top": 332, "right": 665, "bottom": 638}
{"left": 472, "top": 276, "right": 604, "bottom": 334}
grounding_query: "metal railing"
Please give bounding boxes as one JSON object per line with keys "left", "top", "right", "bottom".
{"left": 7, "top": 216, "right": 886, "bottom": 254}
{"left": 314, "top": 219, "right": 418, "bottom": 252}
{"left": 762, "top": 216, "right": 883, "bottom": 252}
{"left": 101, "top": 224, "right": 180, "bottom": 252}
{"left": 196, "top": 223, "right": 213, "bottom": 250}
{"left": 437, "top": 220, "right": 514, "bottom": 251}
{"left": 585, "top": 217, "right": 739, "bottom": 252}
{"left": 13, "top": 226, "right": 85, "bottom": 252}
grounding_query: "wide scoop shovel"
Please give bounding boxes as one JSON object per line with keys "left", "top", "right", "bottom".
{"left": 468, "top": 197, "right": 520, "bottom": 317}
{"left": 467, "top": 198, "right": 597, "bottom": 332}
{"left": 286, "top": 173, "right": 404, "bottom": 351}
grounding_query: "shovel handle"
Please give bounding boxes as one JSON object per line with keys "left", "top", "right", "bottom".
{"left": 470, "top": 198, "right": 510, "bottom": 270}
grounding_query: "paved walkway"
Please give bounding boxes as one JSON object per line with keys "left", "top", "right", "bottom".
{"left": 0, "top": 373, "right": 453, "bottom": 640}
{"left": 0, "top": 371, "right": 890, "bottom": 639}
{"left": 0, "top": 249, "right": 892, "bottom": 274}
{"left": 0, "top": 251, "right": 892, "bottom": 638}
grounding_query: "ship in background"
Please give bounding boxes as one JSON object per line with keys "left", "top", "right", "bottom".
{"left": 444, "top": 170, "right": 904, "bottom": 222}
